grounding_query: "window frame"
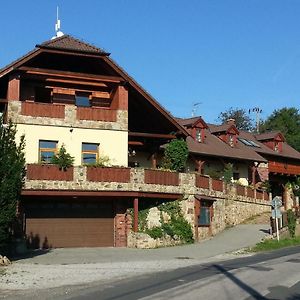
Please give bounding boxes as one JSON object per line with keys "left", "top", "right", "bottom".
{"left": 81, "top": 142, "right": 99, "bottom": 165}
{"left": 39, "top": 140, "right": 58, "bottom": 163}
{"left": 198, "top": 200, "right": 213, "bottom": 227}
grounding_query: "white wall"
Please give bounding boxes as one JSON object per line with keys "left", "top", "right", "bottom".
{"left": 15, "top": 124, "right": 128, "bottom": 166}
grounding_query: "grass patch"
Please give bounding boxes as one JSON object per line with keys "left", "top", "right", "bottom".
{"left": 0, "top": 268, "right": 6, "bottom": 276}
{"left": 251, "top": 236, "right": 300, "bottom": 252}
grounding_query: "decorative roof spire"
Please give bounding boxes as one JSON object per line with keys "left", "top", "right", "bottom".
{"left": 52, "top": 6, "right": 64, "bottom": 39}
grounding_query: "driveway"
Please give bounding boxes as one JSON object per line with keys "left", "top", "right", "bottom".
{"left": 0, "top": 224, "right": 270, "bottom": 292}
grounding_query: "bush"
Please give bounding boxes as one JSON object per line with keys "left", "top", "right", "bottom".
{"left": 51, "top": 144, "right": 74, "bottom": 170}
{"left": 287, "top": 209, "right": 296, "bottom": 238}
{"left": 223, "top": 163, "right": 233, "bottom": 184}
{"left": 162, "top": 139, "right": 188, "bottom": 172}
{"left": 146, "top": 227, "right": 163, "bottom": 239}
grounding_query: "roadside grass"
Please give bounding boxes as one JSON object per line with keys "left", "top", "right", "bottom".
{"left": 251, "top": 236, "right": 300, "bottom": 252}
{"left": 0, "top": 268, "right": 6, "bottom": 276}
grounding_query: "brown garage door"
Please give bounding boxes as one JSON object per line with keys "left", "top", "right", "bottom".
{"left": 25, "top": 201, "right": 114, "bottom": 248}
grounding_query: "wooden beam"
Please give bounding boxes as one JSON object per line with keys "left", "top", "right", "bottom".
{"left": 128, "top": 141, "right": 144, "bottom": 146}
{"left": 18, "top": 67, "right": 124, "bottom": 83}
{"left": 133, "top": 197, "right": 139, "bottom": 232}
{"left": 21, "top": 190, "right": 181, "bottom": 199}
{"left": 40, "top": 48, "right": 109, "bottom": 59}
{"left": 129, "top": 131, "right": 176, "bottom": 139}
{"left": 45, "top": 78, "right": 109, "bottom": 88}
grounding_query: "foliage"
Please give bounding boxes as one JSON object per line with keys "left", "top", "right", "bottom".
{"left": 0, "top": 118, "right": 26, "bottom": 254}
{"left": 291, "top": 177, "right": 300, "bottom": 197}
{"left": 260, "top": 107, "right": 300, "bottom": 151}
{"left": 223, "top": 163, "right": 233, "bottom": 184}
{"left": 133, "top": 199, "right": 194, "bottom": 244}
{"left": 50, "top": 144, "right": 74, "bottom": 170}
{"left": 251, "top": 236, "right": 300, "bottom": 252}
{"left": 204, "top": 168, "right": 222, "bottom": 179}
{"left": 260, "top": 180, "right": 272, "bottom": 192}
{"left": 88, "top": 155, "right": 111, "bottom": 167}
{"left": 162, "top": 139, "right": 188, "bottom": 172}
{"left": 217, "top": 107, "right": 255, "bottom": 131}
{"left": 287, "top": 209, "right": 297, "bottom": 238}
{"left": 145, "top": 227, "right": 163, "bottom": 239}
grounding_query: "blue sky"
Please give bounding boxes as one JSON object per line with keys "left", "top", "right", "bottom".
{"left": 1, "top": 1, "right": 300, "bottom": 123}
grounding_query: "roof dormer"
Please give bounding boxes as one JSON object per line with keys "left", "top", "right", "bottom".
{"left": 210, "top": 123, "right": 239, "bottom": 147}
{"left": 256, "top": 132, "right": 285, "bottom": 153}
{"left": 177, "top": 116, "right": 208, "bottom": 143}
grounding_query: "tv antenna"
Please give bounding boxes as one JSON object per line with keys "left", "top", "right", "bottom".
{"left": 52, "top": 6, "right": 64, "bottom": 39}
{"left": 249, "top": 107, "right": 262, "bottom": 133}
{"left": 192, "top": 102, "right": 202, "bottom": 117}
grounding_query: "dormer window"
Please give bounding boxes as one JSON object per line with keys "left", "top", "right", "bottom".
{"left": 229, "top": 134, "right": 234, "bottom": 147}
{"left": 274, "top": 141, "right": 279, "bottom": 152}
{"left": 196, "top": 129, "right": 202, "bottom": 142}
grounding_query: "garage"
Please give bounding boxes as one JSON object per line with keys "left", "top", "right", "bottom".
{"left": 24, "top": 199, "right": 115, "bottom": 248}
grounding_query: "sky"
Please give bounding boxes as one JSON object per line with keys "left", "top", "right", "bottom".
{"left": 1, "top": 0, "right": 300, "bottom": 123}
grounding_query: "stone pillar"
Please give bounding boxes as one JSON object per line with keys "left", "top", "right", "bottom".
{"left": 7, "top": 74, "right": 20, "bottom": 101}
{"left": 133, "top": 197, "right": 139, "bottom": 232}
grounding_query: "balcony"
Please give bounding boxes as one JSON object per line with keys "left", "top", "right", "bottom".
{"left": 76, "top": 107, "right": 117, "bottom": 122}
{"left": 269, "top": 161, "right": 300, "bottom": 175}
{"left": 24, "top": 165, "right": 269, "bottom": 204}
{"left": 21, "top": 101, "right": 65, "bottom": 118}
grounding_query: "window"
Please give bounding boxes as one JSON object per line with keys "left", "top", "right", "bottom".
{"left": 39, "top": 140, "right": 57, "bottom": 163}
{"left": 82, "top": 143, "right": 99, "bottom": 164}
{"left": 274, "top": 142, "right": 279, "bottom": 152}
{"left": 238, "top": 138, "right": 261, "bottom": 148}
{"left": 76, "top": 92, "right": 90, "bottom": 107}
{"left": 229, "top": 134, "right": 234, "bottom": 147}
{"left": 196, "top": 129, "right": 202, "bottom": 142}
{"left": 198, "top": 200, "right": 213, "bottom": 226}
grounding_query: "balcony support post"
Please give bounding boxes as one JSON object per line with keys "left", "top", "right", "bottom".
{"left": 133, "top": 197, "right": 139, "bottom": 232}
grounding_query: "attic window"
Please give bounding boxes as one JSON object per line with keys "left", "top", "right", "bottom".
{"left": 196, "top": 129, "right": 202, "bottom": 142}
{"left": 229, "top": 135, "right": 234, "bottom": 147}
{"left": 274, "top": 142, "right": 279, "bottom": 152}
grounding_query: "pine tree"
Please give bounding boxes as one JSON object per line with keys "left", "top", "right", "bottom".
{"left": 0, "top": 118, "right": 25, "bottom": 253}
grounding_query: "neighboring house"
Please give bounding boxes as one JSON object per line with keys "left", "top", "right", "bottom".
{"left": 177, "top": 117, "right": 267, "bottom": 185}
{"left": 178, "top": 116, "right": 300, "bottom": 207}
{"left": 0, "top": 34, "right": 188, "bottom": 248}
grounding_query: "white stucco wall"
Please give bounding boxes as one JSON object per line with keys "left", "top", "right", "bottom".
{"left": 15, "top": 123, "right": 128, "bottom": 166}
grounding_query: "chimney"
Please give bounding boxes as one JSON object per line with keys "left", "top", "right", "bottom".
{"left": 227, "top": 118, "right": 235, "bottom": 126}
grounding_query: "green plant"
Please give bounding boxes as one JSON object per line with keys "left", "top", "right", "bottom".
{"left": 89, "top": 155, "right": 111, "bottom": 167}
{"left": 145, "top": 227, "right": 163, "bottom": 239}
{"left": 260, "top": 180, "right": 272, "bottom": 192}
{"left": 0, "top": 118, "right": 25, "bottom": 254}
{"left": 162, "top": 139, "right": 188, "bottom": 172}
{"left": 223, "top": 163, "right": 233, "bottom": 184}
{"left": 292, "top": 177, "right": 300, "bottom": 197}
{"left": 251, "top": 236, "right": 300, "bottom": 252}
{"left": 287, "top": 209, "right": 296, "bottom": 238}
{"left": 204, "top": 168, "right": 222, "bottom": 179}
{"left": 50, "top": 144, "right": 74, "bottom": 170}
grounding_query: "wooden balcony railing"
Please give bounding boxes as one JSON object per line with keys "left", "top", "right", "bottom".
{"left": 77, "top": 107, "right": 117, "bottom": 122}
{"left": 144, "top": 169, "right": 179, "bottom": 186}
{"left": 21, "top": 101, "right": 65, "bottom": 118}
{"left": 268, "top": 161, "right": 300, "bottom": 175}
{"left": 86, "top": 167, "right": 130, "bottom": 182}
{"left": 195, "top": 175, "right": 210, "bottom": 189}
{"left": 26, "top": 164, "right": 73, "bottom": 181}
{"left": 211, "top": 179, "right": 223, "bottom": 192}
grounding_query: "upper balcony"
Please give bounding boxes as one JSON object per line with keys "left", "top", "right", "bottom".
{"left": 269, "top": 161, "right": 300, "bottom": 175}
{"left": 23, "top": 164, "right": 270, "bottom": 204}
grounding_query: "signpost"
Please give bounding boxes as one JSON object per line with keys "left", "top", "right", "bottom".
{"left": 271, "top": 196, "right": 282, "bottom": 241}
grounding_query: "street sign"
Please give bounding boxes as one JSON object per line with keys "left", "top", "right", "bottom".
{"left": 272, "top": 208, "right": 282, "bottom": 219}
{"left": 271, "top": 196, "right": 282, "bottom": 208}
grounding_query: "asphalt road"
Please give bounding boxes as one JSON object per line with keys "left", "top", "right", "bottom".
{"left": 66, "top": 246, "right": 300, "bottom": 300}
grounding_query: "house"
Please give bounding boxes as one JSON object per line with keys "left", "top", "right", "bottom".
{"left": 178, "top": 116, "right": 300, "bottom": 209}
{"left": 0, "top": 34, "right": 271, "bottom": 249}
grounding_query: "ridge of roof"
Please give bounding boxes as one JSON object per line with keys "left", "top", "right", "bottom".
{"left": 36, "top": 34, "right": 110, "bottom": 56}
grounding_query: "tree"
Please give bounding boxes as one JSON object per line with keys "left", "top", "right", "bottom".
{"left": 162, "top": 139, "right": 189, "bottom": 172}
{"left": 260, "top": 107, "right": 300, "bottom": 152}
{"left": 51, "top": 144, "right": 74, "bottom": 170}
{"left": 217, "top": 107, "right": 255, "bottom": 131}
{"left": 0, "top": 118, "right": 25, "bottom": 253}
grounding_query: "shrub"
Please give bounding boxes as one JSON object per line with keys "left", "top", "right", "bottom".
{"left": 146, "top": 227, "right": 163, "bottom": 239}
{"left": 51, "top": 144, "right": 74, "bottom": 170}
{"left": 287, "top": 209, "right": 296, "bottom": 238}
{"left": 223, "top": 163, "right": 233, "bottom": 184}
{"left": 162, "top": 139, "right": 188, "bottom": 172}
